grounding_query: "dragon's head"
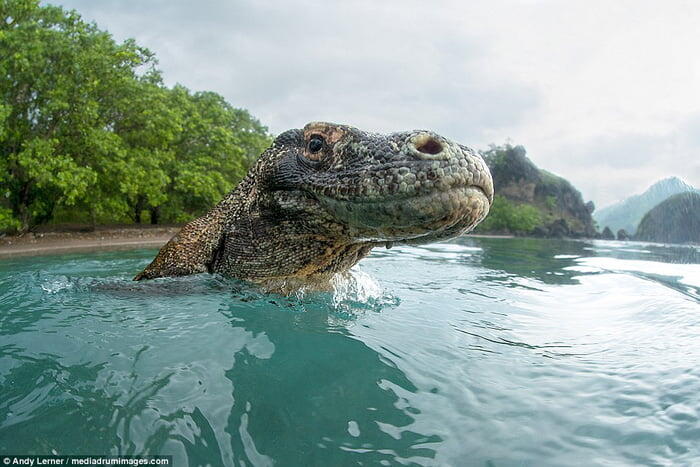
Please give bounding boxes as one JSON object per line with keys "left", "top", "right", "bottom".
{"left": 253, "top": 122, "right": 494, "bottom": 245}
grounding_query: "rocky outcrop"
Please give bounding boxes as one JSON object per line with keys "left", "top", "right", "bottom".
{"left": 616, "top": 229, "right": 630, "bottom": 241}
{"left": 635, "top": 192, "right": 700, "bottom": 244}
{"left": 601, "top": 227, "right": 615, "bottom": 240}
{"left": 482, "top": 144, "right": 597, "bottom": 238}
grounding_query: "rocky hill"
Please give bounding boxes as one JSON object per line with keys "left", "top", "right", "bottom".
{"left": 594, "top": 177, "right": 697, "bottom": 235}
{"left": 635, "top": 192, "right": 700, "bottom": 244}
{"left": 477, "top": 144, "right": 597, "bottom": 238}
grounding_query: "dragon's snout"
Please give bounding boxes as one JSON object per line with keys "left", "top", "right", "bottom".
{"left": 310, "top": 127, "right": 494, "bottom": 244}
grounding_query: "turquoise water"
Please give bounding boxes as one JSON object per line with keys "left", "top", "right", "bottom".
{"left": 1, "top": 237, "right": 699, "bottom": 466}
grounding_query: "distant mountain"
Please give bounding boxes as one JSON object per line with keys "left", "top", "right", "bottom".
{"left": 478, "top": 144, "right": 597, "bottom": 238}
{"left": 594, "top": 177, "right": 697, "bottom": 235}
{"left": 635, "top": 192, "right": 700, "bottom": 244}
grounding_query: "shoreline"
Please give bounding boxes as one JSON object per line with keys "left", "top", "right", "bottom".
{"left": 0, "top": 226, "right": 178, "bottom": 258}
{"left": 0, "top": 238, "right": 173, "bottom": 258}
{"left": 0, "top": 226, "right": 522, "bottom": 259}
{"left": 1, "top": 228, "right": 692, "bottom": 259}
{"left": 8, "top": 224, "right": 693, "bottom": 259}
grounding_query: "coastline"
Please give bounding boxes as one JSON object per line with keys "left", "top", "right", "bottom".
{"left": 0, "top": 226, "right": 178, "bottom": 258}
{"left": 3, "top": 227, "right": 691, "bottom": 259}
{"left": 0, "top": 226, "right": 521, "bottom": 259}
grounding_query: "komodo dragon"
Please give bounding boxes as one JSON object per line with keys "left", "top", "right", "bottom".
{"left": 135, "top": 122, "right": 494, "bottom": 291}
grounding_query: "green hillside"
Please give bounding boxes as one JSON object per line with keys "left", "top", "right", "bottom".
{"left": 475, "top": 144, "right": 596, "bottom": 238}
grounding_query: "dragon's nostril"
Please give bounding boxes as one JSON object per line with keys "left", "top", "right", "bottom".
{"left": 416, "top": 138, "right": 442, "bottom": 155}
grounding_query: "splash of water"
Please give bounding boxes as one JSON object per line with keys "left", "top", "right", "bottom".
{"left": 39, "top": 275, "right": 75, "bottom": 294}
{"left": 330, "top": 266, "right": 383, "bottom": 306}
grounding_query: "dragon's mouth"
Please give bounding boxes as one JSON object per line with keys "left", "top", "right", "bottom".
{"left": 319, "top": 183, "right": 491, "bottom": 242}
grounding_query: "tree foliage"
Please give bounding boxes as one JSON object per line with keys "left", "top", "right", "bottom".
{"left": 0, "top": 0, "right": 271, "bottom": 232}
{"left": 475, "top": 195, "right": 542, "bottom": 234}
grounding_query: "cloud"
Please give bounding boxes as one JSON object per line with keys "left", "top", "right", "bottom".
{"left": 50, "top": 0, "right": 700, "bottom": 206}
{"left": 52, "top": 0, "right": 538, "bottom": 140}
{"left": 538, "top": 132, "right": 678, "bottom": 208}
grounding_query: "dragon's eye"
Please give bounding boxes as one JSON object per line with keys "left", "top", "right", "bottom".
{"left": 307, "top": 136, "right": 324, "bottom": 153}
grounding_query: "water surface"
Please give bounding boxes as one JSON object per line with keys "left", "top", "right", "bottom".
{"left": 1, "top": 237, "right": 699, "bottom": 466}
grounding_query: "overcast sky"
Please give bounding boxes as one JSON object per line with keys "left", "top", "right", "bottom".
{"left": 53, "top": 0, "right": 700, "bottom": 208}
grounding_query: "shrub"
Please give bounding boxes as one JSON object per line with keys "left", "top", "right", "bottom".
{"left": 475, "top": 196, "right": 542, "bottom": 234}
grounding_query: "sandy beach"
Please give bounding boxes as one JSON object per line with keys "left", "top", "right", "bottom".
{"left": 0, "top": 226, "right": 178, "bottom": 258}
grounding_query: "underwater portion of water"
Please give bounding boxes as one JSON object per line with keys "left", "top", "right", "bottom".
{"left": 1, "top": 237, "right": 699, "bottom": 466}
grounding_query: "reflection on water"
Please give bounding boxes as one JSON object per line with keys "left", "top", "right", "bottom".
{"left": 0, "top": 239, "right": 699, "bottom": 465}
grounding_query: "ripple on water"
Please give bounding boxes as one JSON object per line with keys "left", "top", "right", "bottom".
{"left": 0, "top": 240, "right": 699, "bottom": 465}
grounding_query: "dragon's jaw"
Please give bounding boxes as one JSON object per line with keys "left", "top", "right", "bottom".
{"left": 318, "top": 185, "right": 491, "bottom": 243}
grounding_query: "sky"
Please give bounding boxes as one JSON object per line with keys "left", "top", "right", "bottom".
{"left": 53, "top": 0, "right": 700, "bottom": 209}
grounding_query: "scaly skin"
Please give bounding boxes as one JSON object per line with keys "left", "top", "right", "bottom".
{"left": 134, "top": 122, "right": 494, "bottom": 290}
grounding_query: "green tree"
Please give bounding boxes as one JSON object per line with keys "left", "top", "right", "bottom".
{"left": 0, "top": 0, "right": 157, "bottom": 230}
{"left": 161, "top": 86, "right": 270, "bottom": 223}
{"left": 0, "top": 0, "right": 271, "bottom": 232}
